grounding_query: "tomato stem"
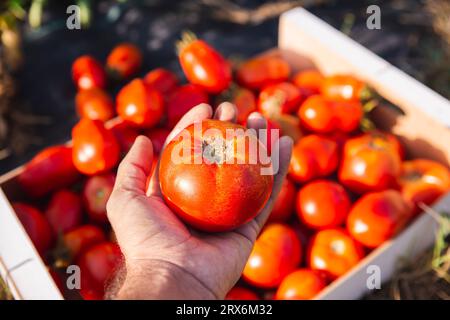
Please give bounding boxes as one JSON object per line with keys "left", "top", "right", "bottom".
{"left": 176, "top": 30, "right": 198, "bottom": 55}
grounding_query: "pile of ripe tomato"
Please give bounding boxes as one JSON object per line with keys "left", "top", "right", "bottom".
{"left": 10, "top": 33, "right": 450, "bottom": 300}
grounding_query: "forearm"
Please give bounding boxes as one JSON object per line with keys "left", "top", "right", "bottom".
{"left": 112, "top": 260, "right": 217, "bottom": 300}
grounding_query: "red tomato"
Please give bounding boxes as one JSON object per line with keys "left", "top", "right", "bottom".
{"left": 18, "top": 146, "right": 80, "bottom": 198}
{"left": 72, "top": 119, "right": 120, "bottom": 175}
{"left": 145, "top": 127, "right": 170, "bottom": 155}
{"left": 231, "top": 87, "right": 257, "bottom": 125}
{"left": 347, "top": 190, "right": 413, "bottom": 248}
{"left": 63, "top": 225, "right": 106, "bottom": 259}
{"left": 116, "top": 78, "right": 164, "bottom": 128}
{"left": 289, "top": 135, "right": 339, "bottom": 183}
{"left": 144, "top": 68, "right": 179, "bottom": 95}
{"left": 106, "top": 43, "right": 142, "bottom": 79}
{"left": 339, "top": 132, "right": 402, "bottom": 193}
{"left": 77, "top": 242, "right": 122, "bottom": 294}
{"left": 270, "top": 114, "right": 302, "bottom": 144}
{"left": 243, "top": 224, "right": 302, "bottom": 288}
{"left": 159, "top": 120, "right": 273, "bottom": 232}
{"left": 13, "top": 203, "right": 54, "bottom": 255}
{"left": 308, "top": 228, "right": 364, "bottom": 279}
{"left": 292, "top": 70, "right": 324, "bottom": 96}
{"left": 236, "top": 55, "right": 290, "bottom": 90}
{"left": 225, "top": 287, "right": 259, "bottom": 300}
{"left": 75, "top": 88, "right": 114, "bottom": 122}
{"left": 268, "top": 178, "right": 296, "bottom": 223}
{"left": 45, "top": 189, "right": 83, "bottom": 233}
{"left": 399, "top": 159, "right": 450, "bottom": 215}
{"left": 320, "top": 75, "right": 366, "bottom": 102}
{"left": 296, "top": 180, "right": 351, "bottom": 229}
{"left": 72, "top": 55, "right": 106, "bottom": 90}
{"left": 258, "top": 82, "right": 302, "bottom": 117}
{"left": 275, "top": 269, "right": 326, "bottom": 300}
{"left": 109, "top": 120, "right": 139, "bottom": 153}
{"left": 80, "top": 288, "right": 103, "bottom": 300}
{"left": 166, "top": 84, "right": 209, "bottom": 129}
{"left": 177, "top": 33, "right": 231, "bottom": 93}
{"left": 82, "top": 173, "right": 115, "bottom": 223}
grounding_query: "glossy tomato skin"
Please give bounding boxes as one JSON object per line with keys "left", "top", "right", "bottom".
{"left": 116, "top": 78, "right": 165, "bottom": 128}
{"left": 145, "top": 127, "right": 170, "bottom": 155}
{"left": 308, "top": 228, "right": 364, "bottom": 280}
{"left": 72, "top": 55, "right": 106, "bottom": 90}
{"left": 296, "top": 180, "right": 351, "bottom": 229}
{"left": 18, "top": 145, "right": 80, "bottom": 198}
{"left": 45, "top": 189, "right": 83, "bottom": 233}
{"left": 347, "top": 190, "right": 413, "bottom": 248}
{"left": 144, "top": 68, "right": 179, "bottom": 95}
{"left": 268, "top": 178, "right": 296, "bottom": 223}
{"left": 75, "top": 88, "right": 114, "bottom": 122}
{"left": 243, "top": 224, "right": 302, "bottom": 288}
{"left": 63, "top": 225, "right": 106, "bottom": 259}
{"left": 289, "top": 135, "right": 339, "bottom": 183}
{"left": 320, "top": 75, "right": 366, "bottom": 102}
{"left": 258, "top": 82, "right": 302, "bottom": 117}
{"left": 159, "top": 120, "right": 273, "bottom": 232}
{"left": 72, "top": 119, "right": 120, "bottom": 175}
{"left": 109, "top": 120, "right": 139, "bottom": 153}
{"left": 178, "top": 39, "right": 231, "bottom": 94}
{"left": 236, "top": 55, "right": 290, "bottom": 90}
{"left": 339, "top": 133, "right": 402, "bottom": 193}
{"left": 82, "top": 173, "right": 115, "bottom": 223}
{"left": 275, "top": 269, "right": 326, "bottom": 300}
{"left": 106, "top": 43, "right": 142, "bottom": 79}
{"left": 225, "top": 287, "right": 259, "bottom": 300}
{"left": 231, "top": 87, "right": 257, "bottom": 125}
{"left": 292, "top": 70, "right": 324, "bottom": 97}
{"left": 166, "top": 84, "right": 209, "bottom": 129}
{"left": 13, "top": 203, "right": 54, "bottom": 255}
{"left": 77, "top": 242, "right": 122, "bottom": 294}
{"left": 399, "top": 159, "right": 450, "bottom": 215}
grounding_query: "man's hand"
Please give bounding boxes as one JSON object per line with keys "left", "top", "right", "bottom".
{"left": 106, "top": 102, "right": 293, "bottom": 299}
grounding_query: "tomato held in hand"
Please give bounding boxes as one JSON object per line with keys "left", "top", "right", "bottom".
{"left": 268, "top": 178, "right": 296, "bottom": 223}
{"left": 177, "top": 32, "right": 231, "bottom": 94}
{"left": 64, "top": 225, "right": 106, "bottom": 259}
{"left": 77, "top": 242, "right": 122, "bottom": 294}
{"left": 308, "top": 228, "right": 364, "bottom": 280}
{"left": 159, "top": 120, "right": 273, "bottom": 232}
{"left": 230, "top": 86, "right": 257, "bottom": 125}
{"left": 18, "top": 145, "right": 80, "bottom": 198}
{"left": 347, "top": 190, "right": 413, "bottom": 248}
{"left": 145, "top": 127, "right": 170, "bottom": 155}
{"left": 13, "top": 203, "right": 54, "bottom": 255}
{"left": 289, "top": 135, "right": 339, "bottom": 183}
{"left": 236, "top": 55, "right": 290, "bottom": 90}
{"left": 339, "top": 132, "right": 402, "bottom": 193}
{"left": 116, "top": 79, "right": 164, "bottom": 128}
{"left": 72, "top": 119, "right": 120, "bottom": 175}
{"left": 106, "top": 43, "right": 142, "bottom": 79}
{"left": 320, "top": 75, "right": 366, "bottom": 102}
{"left": 296, "top": 180, "right": 351, "bottom": 229}
{"left": 258, "top": 82, "right": 302, "bottom": 117}
{"left": 45, "top": 189, "right": 83, "bottom": 233}
{"left": 166, "top": 84, "right": 209, "bottom": 129}
{"left": 76, "top": 88, "right": 114, "bottom": 122}
{"left": 82, "top": 173, "right": 115, "bottom": 223}
{"left": 243, "top": 223, "right": 302, "bottom": 288}
{"left": 292, "top": 70, "right": 324, "bottom": 97}
{"left": 275, "top": 269, "right": 326, "bottom": 300}
{"left": 72, "top": 55, "right": 106, "bottom": 90}
{"left": 109, "top": 120, "right": 139, "bottom": 153}
{"left": 225, "top": 287, "right": 259, "bottom": 300}
{"left": 399, "top": 159, "right": 450, "bottom": 215}
{"left": 144, "top": 68, "right": 179, "bottom": 95}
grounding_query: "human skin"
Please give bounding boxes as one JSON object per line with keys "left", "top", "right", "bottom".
{"left": 106, "top": 102, "right": 293, "bottom": 299}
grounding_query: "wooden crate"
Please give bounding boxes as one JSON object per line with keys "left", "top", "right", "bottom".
{"left": 0, "top": 7, "right": 449, "bottom": 299}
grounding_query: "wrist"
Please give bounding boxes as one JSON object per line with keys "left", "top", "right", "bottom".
{"left": 115, "top": 259, "right": 217, "bottom": 300}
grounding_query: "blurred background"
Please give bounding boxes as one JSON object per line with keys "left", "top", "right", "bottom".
{"left": 0, "top": 0, "right": 449, "bottom": 174}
